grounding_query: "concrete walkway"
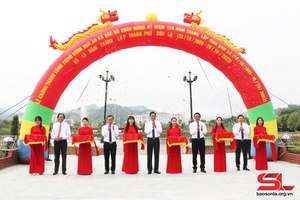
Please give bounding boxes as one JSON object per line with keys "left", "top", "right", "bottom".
{"left": 0, "top": 146, "right": 299, "bottom": 199}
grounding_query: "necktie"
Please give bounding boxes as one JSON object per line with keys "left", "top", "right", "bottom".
{"left": 109, "top": 127, "right": 112, "bottom": 143}
{"left": 241, "top": 124, "right": 244, "bottom": 139}
{"left": 152, "top": 128, "right": 155, "bottom": 140}
{"left": 57, "top": 123, "right": 62, "bottom": 138}
{"left": 197, "top": 122, "right": 200, "bottom": 140}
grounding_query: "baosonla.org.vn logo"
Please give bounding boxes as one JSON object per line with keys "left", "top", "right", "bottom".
{"left": 256, "top": 173, "right": 295, "bottom": 197}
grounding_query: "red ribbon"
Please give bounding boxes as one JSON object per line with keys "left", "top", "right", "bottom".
{"left": 123, "top": 134, "right": 145, "bottom": 152}
{"left": 166, "top": 136, "right": 189, "bottom": 155}
{"left": 24, "top": 134, "right": 48, "bottom": 152}
{"left": 213, "top": 132, "right": 236, "bottom": 150}
{"left": 72, "top": 135, "right": 99, "bottom": 156}
{"left": 253, "top": 133, "right": 277, "bottom": 161}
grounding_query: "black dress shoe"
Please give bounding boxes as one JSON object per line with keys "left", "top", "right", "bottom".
{"left": 53, "top": 172, "right": 58, "bottom": 175}
{"left": 111, "top": 171, "right": 115, "bottom": 175}
{"left": 147, "top": 171, "right": 152, "bottom": 174}
{"left": 62, "top": 172, "right": 67, "bottom": 175}
{"left": 193, "top": 169, "right": 197, "bottom": 173}
{"left": 46, "top": 158, "right": 52, "bottom": 161}
{"left": 104, "top": 171, "right": 109, "bottom": 175}
{"left": 237, "top": 168, "right": 240, "bottom": 171}
{"left": 154, "top": 171, "right": 161, "bottom": 174}
{"left": 201, "top": 169, "right": 206, "bottom": 173}
{"left": 243, "top": 168, "right": 250, "bottom": 171}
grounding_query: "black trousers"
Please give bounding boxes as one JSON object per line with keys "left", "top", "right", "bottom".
{"left": 192, "top": 138, "right": 205, "bottom": 170}
{"left": 246, "top": 139, "right": 251, "bottom": 158}
{"left": 147, "top": 138, "right": 160, "bottom": 172}
{"left": 235, "top": 140, "right": 248, "bottom": 168}
{"left": 47, "top": 134, "right": 51, "bottom": 158}
{"left": 104, "top": 142, "right": 117, "bottom": 172}
{"left": 54, "top": 140, "right": 67, "bottom": 173}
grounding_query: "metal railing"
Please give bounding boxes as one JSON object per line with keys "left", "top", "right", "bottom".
{"left": 0, "top": 135, "right": 18, "bottom": 150}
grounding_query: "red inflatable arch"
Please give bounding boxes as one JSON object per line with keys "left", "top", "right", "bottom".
{"left": 19, "top": 20, "right": 278, "bottom": 162}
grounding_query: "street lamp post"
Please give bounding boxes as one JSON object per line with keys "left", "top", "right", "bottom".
{"left": 183, "top": 71, "right": 197, "bottom": 123}
{"left": 99, "top": 70, "right": 115, "bottom": 125}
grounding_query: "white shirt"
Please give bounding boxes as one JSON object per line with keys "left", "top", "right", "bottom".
{"left": 189, "top": 121, "right": 207, "bottom": 139}
{"left": 232, "top": 122, "right": 250, "bottom": 140}
{"left": 144, "top": 120, "right": 162, "bottom": 138}
{"left": 102, "top": 123, "right": 119, "bottom": 143}
{"left": 51, "top": 121, "right": 71, "bottom": 140}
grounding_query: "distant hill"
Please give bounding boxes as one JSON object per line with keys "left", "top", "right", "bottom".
{"left": 62, "top": 104, "right": 154, "bottom": 124}
{"left": 128, "top": 105, "right": 148, "bottom": 112}
{"left": 0, "top": 104, "right": 153, "bottom": 122}
{"left": 1, "top": 104, "right": 295, "bottom": 123}
{"left": 0, "top": 107, "right": 24, "bottom": 120}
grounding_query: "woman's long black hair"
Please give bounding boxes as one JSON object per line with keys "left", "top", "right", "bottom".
{"left": 256, "top": 117, "right": 264, "bottom": 126}
{"left": 213, "top": 116, "right": 225, "bottom": 133}
{"left": 168, "top": 117, "right": 178, "bottom": 128}
{"left": 125, "top": 116, "right": 138, "bottom": 132}
{"left": 35, "top": 116, "right": 43, "bottom": 131}
{"left": 82, "top": 117, "right": 89, "bottom": 122}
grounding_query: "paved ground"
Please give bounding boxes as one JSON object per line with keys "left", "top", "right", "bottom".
{"left": 0, "top": 142, "right": 299, "bottom": 200}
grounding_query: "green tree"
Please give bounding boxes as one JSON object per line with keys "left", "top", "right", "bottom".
{"left": 279, "top": 104, "right": 300, "bottom": 115}
{"left": 97, "top": 120, "right": 103, "bottom": 133}
{"left": 73, "top": 121, "right": 81, "bottom": 133}
{"left": 10, "top": 115, "right": 19, "bottom": 136}
{"left": 277, "top": 114, "right": 288, "bottom": 131}
{"left": 138, "top": 121, "right": 146, "bottom": 130}
{"left": 3, "top": 119, "right": 10, "bottom": 128}
{"left": 0, "top": 119, "right": 5, "bottom": 130}
{"left": 287, "top": 111, "right": 300, "bottom": 132}
{"left": 162, "top": 122, "right": 169, "bottom": 131}
{"left": 97, "top": 120, "right": 103, "bottom": 143}
{"left": 178, "top": 119, "right": 188, "bottom": 131}
{"left": 66, "top": 120, "right": 74, "bottom": 133}
{"left": 119, "top": 121, "right": 125, "bottom": 128}
{"left": 208, "top": 119, "right": 216, "bottom": 129}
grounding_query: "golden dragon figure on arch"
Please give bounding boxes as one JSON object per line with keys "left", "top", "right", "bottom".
{"left": 184, "top": 10, "right": 246, "bottom": 54}
{"left": 49, "top": 8, "right": 118, "bottom": 51}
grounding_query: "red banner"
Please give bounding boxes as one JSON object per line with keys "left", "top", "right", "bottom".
{"left": 166, "top": 136, "right": 189, "bottom": 154}
{"left": 123, "top": 134, "right": 145, "bottom": 150}
{"left": 24, "top": 134, "right": 47, "bottom": 151}
{"left": 72, "top": 135, "right": 99, "bottom": 156}
{"left": 253, "top": 134, "right": 277, "bottom": 161}
{"left": 253, "top": 134, "right": 276, "bottom": 146}
{"left": 213, "top": 132, "right": 236, "bottom": 150}
{"left": 167, "top": 136, "right": 189, "bottom": 147}
{"left": 24, "top": 134, "right": 47, "bottom": 145}
{"left": 72, "top": 135, "right": 94, "bottom": 145}
{"left": 31, "top": 21, "right": 270, "bottom": 110}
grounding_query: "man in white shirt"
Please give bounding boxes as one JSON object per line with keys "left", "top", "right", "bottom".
{"left": 232, "top": 114, "right": 250, "bottom": 171}
{"left": 144, "top": 111, "right": 162, "bottom": 174}
{"left": 102, "top": 115, "right": 119, "bottom": 175}
{"left": 51, "top": 113, "right": 71, "bottom": 175}
{"left": 189, "top": 112, "right": 207, "bottom": 173}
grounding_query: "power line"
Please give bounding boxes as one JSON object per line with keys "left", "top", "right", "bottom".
{"left": 0, "top": 65, "right": 78, "bottom": 117}
{"left": 195, "top": 56, "right": 226, "bottom": 117}
{"left": 196, "top": 56, "right": 291, "bottom": 111}
{"left": 0, "top": 96, "right": 31, "bottom": 116}
{"left": 268, "top": 91, "right": 290, "bottom": 106}
{"left": 4, "top": 104, "right": 27, "bottom": 120}
{"left": 65, "top": 60, "right": 102, "bottom": 120}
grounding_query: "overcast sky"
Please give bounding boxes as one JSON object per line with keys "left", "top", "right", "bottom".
{"left": 0, "top": 0, "right": 299, "bottom": 120}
